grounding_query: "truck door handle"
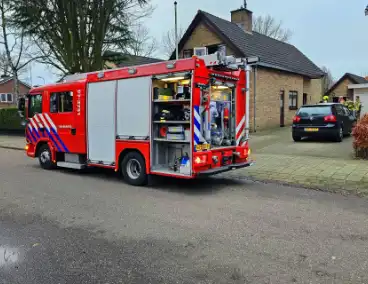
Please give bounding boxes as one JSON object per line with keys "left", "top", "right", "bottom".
{"left": 71, "top": 128, "right": 76, "bottom": 135}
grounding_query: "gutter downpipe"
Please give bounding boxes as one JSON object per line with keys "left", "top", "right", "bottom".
{"left": 245, "top": 63, "right": 251, "bottom": 140}
{"left": 253, "top": 65, "right": 257, "bottom": 133}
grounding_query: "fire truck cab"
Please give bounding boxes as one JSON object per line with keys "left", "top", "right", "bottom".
{"left": 18, "top": 53, "right": 254, "bottom": 186}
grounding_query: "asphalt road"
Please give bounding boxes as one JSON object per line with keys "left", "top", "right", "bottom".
{"left": 1, "top": 149, "right": 368, "bottom": 283}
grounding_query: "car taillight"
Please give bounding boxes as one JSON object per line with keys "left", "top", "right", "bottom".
{"left": 293, "top": 116, "right": 301, "bottom": 123}
{"left": 324, "top": 115, "right": 337, "bottom": 122}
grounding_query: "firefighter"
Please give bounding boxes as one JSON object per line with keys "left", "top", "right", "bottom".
{"left": 355, "top": 96, "right": 362, "bottom": 120}
{"left": 323, "top": 95, "right": 329, "bottom": 103}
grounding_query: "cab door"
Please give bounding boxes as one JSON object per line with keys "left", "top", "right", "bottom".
{"left": 47, "top": 90, "right": 77, "bottom": 153}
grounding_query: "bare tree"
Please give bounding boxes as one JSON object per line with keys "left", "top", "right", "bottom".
{"left": 253, "top": 15, "right": 292, "bottom": 42}
{"left": 126, "top": 22, "right": 158, "bottom": 57}
{"left": 0, "top": 50, "right": 10, "bottom": 75}
{"left": 0, "top": 0, "right": 45, "bottom": 98}
{"left": 321, "top": 66, "right": 334, "bottom": 94}
{"left": 11, "top": 0, "right": 153, "bottom": 75}
{"left": 161, "top": 27, "right": 184, "bottom": 58}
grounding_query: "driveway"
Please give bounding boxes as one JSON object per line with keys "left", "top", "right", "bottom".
{"left": 228, "top": 127, "right": 368, "bottom": 196}
{"left": 250, "top": 127, "right": 354, "bottom": 161}
{"left": 1, "top": 149, "right": 368, "bottom": 283}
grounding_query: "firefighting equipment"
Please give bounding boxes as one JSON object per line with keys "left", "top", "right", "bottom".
{"left": 159, "top": 126, "right": 167, "bottom": 138}
{"left": 183, "top": 106, "right": 190, "bottom": 121}
{"left": 154, "top": 87, "right": 174, "bottom": 101}
{"left": 223, "top": 107, "right": 229, "bottom": 120}
{"left": 154, "top": 109, "right": 174, "bottom": 121}
{"left": 211, "top": 129, "right": 223, "bottom": 146}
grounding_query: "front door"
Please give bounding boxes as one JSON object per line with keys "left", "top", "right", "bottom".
{"left": 303, "top": 93, "right": 308, "bottom": 105}
{"left": 280, "top": 91, "right": 285, "bottom": 127}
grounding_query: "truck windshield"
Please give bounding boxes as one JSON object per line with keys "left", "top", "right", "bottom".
{"left": 28, "top": 94, "right": 42, "bottom": 118}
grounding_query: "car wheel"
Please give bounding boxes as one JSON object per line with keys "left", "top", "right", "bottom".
{"left": 38, "top": 144, "right": 56, "bottom": 170}
{"left": 335, "top": 126, "right": 343, "bottom": 142}
{"left": 293, "top": 134, "right": 302, "bottom": 142}
{"left": 121, "top": 152, "right": 148, "bottom": 186}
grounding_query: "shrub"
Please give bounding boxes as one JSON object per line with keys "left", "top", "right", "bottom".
{"left": 352, "top": 114, "right": 368, "bottom": 159}
{"left": 0, "top": 108, "right": 25, "bottom": 130}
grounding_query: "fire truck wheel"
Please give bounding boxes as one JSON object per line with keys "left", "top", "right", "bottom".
{"left": 121, "top": 152, "right": 148, "bottom": 186}
{"left": 38, "top": 144, "right": 56, "bottom": 170}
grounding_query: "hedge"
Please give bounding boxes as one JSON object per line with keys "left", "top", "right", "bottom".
{"left": 0, "top": 108, "right": 25, "bottom": 130}
{"left": 352, "top": 114, "right": 368, "bottom": 159}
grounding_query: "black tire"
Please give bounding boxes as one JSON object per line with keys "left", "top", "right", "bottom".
{"left": 38, "top": 144, "right": 56, "bottom": 170}
{"left": 335, "top": 126, "right": 343, "bottom": 142}
{"left": 121, "top": 152, "right": 148, "bottom": 186}
{"left": 293, "top": 135, "right": 302, "bottom": 142}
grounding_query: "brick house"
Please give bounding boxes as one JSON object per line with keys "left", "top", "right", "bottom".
{"left": 171, "top": 6, "right": 325, "bottom": 131}
{"left": 325, "top": 73, "right": 368, "bottom": 102}
{"left": 0, "top": 76, "right": 31, "bottom": 109}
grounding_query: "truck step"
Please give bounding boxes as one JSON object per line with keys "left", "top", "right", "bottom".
{"left": 57, "top": 162, "right": 87, "bottom": 170}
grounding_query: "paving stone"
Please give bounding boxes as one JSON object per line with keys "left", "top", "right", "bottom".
{"left": 344, "top": 175, "right": 363, "bottom": 182}
{"left": 237, "top": 153, "right": 368, "bottom": 196}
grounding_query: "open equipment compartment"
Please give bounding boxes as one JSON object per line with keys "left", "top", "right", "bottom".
{"left": 209, "top": 77, "right": 237, "bottom": 148}
{"left": 150, "top": 71, "right": 193, "bottom": 176}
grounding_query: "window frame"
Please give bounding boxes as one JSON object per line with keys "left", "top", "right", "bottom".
{"left": 183, "top": 49, "right": 193, "bottom": 58}
{"left": 49, "top": 91, "right": 74, "bottom": 113}
{"left": 288, "top": 91, "right": 298, "bottom": 110}
{"left": 342, "top": 106, "right": 350, "bottom": 116}
{"left": 28, "top": 94, "right": 43, "bottom": 118}
{"left": 6, "top": 93, "right": 13, "bottom": 102}
{"left": 335, "top": 104, "right": 345, "bottom": 116}
{"left": 0, "top": 93, "right": 13, "bottom": 103}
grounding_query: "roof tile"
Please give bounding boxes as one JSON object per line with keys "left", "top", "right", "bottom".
{"left": 199, "top": 11, "right": 324, "bottom": 78}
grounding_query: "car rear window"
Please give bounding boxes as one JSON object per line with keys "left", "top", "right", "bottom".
{"left": 297, "top": 106, "right": 331, "bottom": 117}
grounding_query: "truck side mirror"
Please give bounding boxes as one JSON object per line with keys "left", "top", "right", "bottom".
{"left": 17, "top": 97, "right": 25, "bottom": 118}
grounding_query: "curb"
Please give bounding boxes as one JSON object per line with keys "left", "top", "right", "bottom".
{"left": 222, "top": 173, "right": 368, "bottom": 198}
{"left": 0, "top": 145, "right": 24, "bottom": 151}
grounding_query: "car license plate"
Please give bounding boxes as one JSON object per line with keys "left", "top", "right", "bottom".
{"left": 304, "top": 128, "right": 319, "bottom": 132}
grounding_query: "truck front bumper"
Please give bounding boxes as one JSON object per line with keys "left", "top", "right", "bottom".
{"left": 195, "top": 160, "right": 254, "bottom": 177}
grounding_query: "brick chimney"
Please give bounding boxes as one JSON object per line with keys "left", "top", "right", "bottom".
{"left": 231, "top": 1, "right": 253, "bottom": 33}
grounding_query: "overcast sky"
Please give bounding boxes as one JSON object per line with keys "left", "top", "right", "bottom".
{"left": 29, "top": 0, "right": 368, "bottom": 85}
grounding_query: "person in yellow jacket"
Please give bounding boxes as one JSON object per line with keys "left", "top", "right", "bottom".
{"left": 355, "top": 96, "right": 362, "bottom": 119}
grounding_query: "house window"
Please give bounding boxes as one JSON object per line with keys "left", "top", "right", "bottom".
{"left": 0, "top": 93, "right": 13, "bottom": 103}
{"left": 50, "top": 91, "right": 73, "bottom": 113}
{"left": 207, "top": 44, "right": 219, "bottom": 54}
{"left": 183, "top": 49, "right": 193, "bottom": 58}
{"left": 288, "top": 91, "right": 298, "bottom": 110}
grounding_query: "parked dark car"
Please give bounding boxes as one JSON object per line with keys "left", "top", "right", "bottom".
{"left": 292, "top": 103, "right": 357, "bottom": 142}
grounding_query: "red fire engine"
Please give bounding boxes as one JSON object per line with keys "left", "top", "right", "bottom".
{"left": 18, "top": 53, "right": 254, "bottom": 186}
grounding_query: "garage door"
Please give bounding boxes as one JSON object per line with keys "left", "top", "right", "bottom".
{"left": 359, "top": 95, "right": 368, "bottom": 118}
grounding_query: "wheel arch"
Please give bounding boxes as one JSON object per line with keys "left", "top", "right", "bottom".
{"left": 117, "top": 148, "right": 149, "bottom": 173}
{"left": 35, "top": 140, "right": 57, "bottom": 162}
{"left": 35, "top": 140, "right": 49, "bottom": 157}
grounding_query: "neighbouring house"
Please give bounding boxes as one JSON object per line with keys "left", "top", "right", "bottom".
{"left": 0, "top": 75, "right": 31, "bottom": 109}
{"left": 348, "top": 82, "right": 368, "bottom": 119}
{"left": 325, "top": 73, "right": 368, "bottom": 102}
{"left": 103, "top": 51, "right": 164, "bottom": 69}
{"left": 170, "top": 5, "right": 325, "bottom": 131}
